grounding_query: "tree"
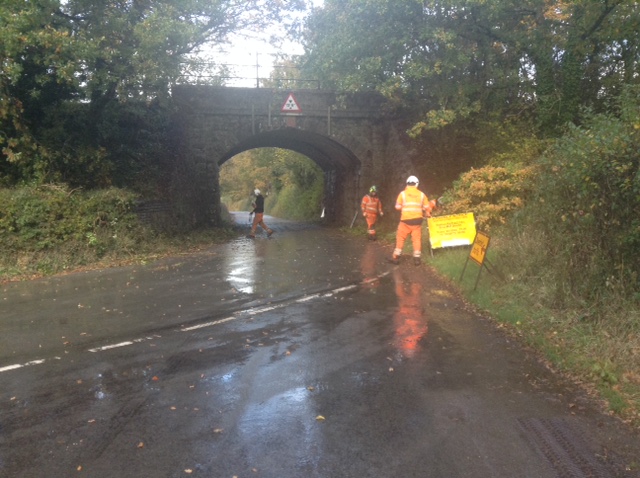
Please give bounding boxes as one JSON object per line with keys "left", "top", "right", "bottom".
{"left": 297, "top": 0, "right": 640, "bottom": 137}
{"left": 260, "top": 56, "right": 309, "bottom": 89}
{"left": 0, "top": 0, "right": 305, "bottom": 185}
{"left": 219, "top": 147, "right": 324, "bottom": 220}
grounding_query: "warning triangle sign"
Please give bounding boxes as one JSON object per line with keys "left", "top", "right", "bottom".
{"left": 281, "top": 93, "right": 302, "bottom": 113}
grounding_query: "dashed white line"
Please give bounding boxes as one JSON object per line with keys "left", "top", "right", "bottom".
{"left": 180, "top": 316, "right": 237, "bottom": 332}
{"left": 0, "top": 357, "right": 60, "bottom": 373}
{"left": 88, "top": 341, "right": 135, "bottom": 353}
{"left": 1, "top": 273, "right": 387, "bottom": 372}
{"left": 88, "top": 336, "right": 157, "bottom": 352}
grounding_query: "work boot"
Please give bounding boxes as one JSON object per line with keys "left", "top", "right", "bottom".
{"left": 371, "top": 234, "right": 377, "bottom": 241}
{"left": 246, "top": 234, "right": 255, "bottom": 239}
{"left": 387, "top": 256, "right": 400, "bottom": 265}
{"left": 267, "top": 230, "right": 274, "bottom": 237}
{"left": 414, "top": 257, "right": 421, "bottom": 266}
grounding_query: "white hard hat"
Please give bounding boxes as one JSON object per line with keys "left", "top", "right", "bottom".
{"left": 406, "top": 175, "right": 419, "bottom": 185}
{"left": 254, "top": 189, "right": 261, "bottom": 195}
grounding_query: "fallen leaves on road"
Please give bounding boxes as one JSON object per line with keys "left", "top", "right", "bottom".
{"left": 315, "top": 415, "right": 325, "bottom": 421}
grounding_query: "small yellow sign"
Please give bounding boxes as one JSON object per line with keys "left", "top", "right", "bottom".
{"left": 427, "top": 213, "right": 476, "bottom": 249}
{"left": 470, "top": 231, "right": 490, "bottom": 265}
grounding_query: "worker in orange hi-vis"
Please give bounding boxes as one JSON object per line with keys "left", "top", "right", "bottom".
{"left": 247, "top": 189, "right": 274, "bottom": 239}
{"left": 389, "top": 175, "right": 431, "bottom": 266}
{"left": 360, "top": 185, "right": 384, "bottom": 241}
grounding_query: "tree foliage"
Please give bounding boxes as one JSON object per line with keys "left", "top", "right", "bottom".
{"left": 219, "top": 148, "right": 324, "bottom": 220}
{"left": 298, "top": 0, "right": 640, "bottom": 137}
{"left": 0, "top": 0, "right": 304, "bottom": 186}
{"left": 518, "top": 84, "right": 640, "bottom": 299}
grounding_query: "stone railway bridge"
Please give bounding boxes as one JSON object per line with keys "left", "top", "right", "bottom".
{"left": 171, "top": 85, "right": 422, "bottom": 226}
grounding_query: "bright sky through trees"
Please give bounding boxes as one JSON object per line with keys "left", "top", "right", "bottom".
{"left": 194, "top": 0, "right": 323, "bottom": 87}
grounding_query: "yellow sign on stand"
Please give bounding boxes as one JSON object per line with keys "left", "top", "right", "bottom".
{"left": 470, "top": 231, "right": 490, "bottom": 265}
{"left": 459, "top": 230, "right": 494, "bottom": 290}
{"left": 427, "top": 213, "right": 476, "bottom": 250}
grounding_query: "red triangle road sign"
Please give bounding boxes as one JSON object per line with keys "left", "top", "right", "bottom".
{"left": 281, "top": 93, "right": 302, "bottom": 113}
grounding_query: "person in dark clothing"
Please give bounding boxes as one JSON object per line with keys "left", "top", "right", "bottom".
{"left": 247, "top": 189, "right": 274, "bottom": 238}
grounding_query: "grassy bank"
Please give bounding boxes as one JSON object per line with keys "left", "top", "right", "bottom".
{"left": 0, "top": 185, "right": 237, "bottom": 282}
{"left": 429, "top": 244, "right": 640, "bottom": 425}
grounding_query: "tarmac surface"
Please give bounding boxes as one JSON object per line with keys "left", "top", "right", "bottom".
{"left": 1, "top": 213, "right": 639, "bottom": 477}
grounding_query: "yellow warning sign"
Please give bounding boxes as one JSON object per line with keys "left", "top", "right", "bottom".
{"left": 470, "top": 231, "right": 490, "bottom": 265}
{"left": 427, "top": 213, "right": 476, "bottom": 250}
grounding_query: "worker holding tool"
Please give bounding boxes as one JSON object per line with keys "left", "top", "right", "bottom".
{"left": 361, "top": 185, "right": 384, "bottom": 240}
{"left": 247, "top": 189, "right": 274, "bottom": 238}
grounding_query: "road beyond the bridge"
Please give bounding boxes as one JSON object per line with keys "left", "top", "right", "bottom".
{"left": 1, "top": 214, "right": 639, "bottom": 477}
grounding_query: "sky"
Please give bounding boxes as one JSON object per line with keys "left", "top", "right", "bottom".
{"left": 213, "top": 33, "right": 304, "bottom": 87}
{"left": 192, "top": 1, "right": 323, "bottom": 87}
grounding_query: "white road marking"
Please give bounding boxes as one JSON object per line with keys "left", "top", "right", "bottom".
{"left": 88, "top": 341, "right": 134, "bottom": 352}
{"left": 1, "top": 273, "right": 387, "bottom": 372}
{"left": 0, "top": 357, "right": 60, "bottom": 373}
{"left": 180, "top": 316, "right": 237, "bottom": 332}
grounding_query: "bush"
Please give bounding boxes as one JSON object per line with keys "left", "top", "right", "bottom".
{"left": 502, "top": 85, "right": 640, "bottom": 304}
{"left": 0, "top": 185, "right": 148, "bottom": 280}
{"left": 439, "top": 164, "right": 539, "bottom": 231}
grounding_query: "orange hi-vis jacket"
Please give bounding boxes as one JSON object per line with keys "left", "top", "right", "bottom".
{"left": 395, "top": 186, "right": 429, "bottom": 221}
{"left": 361, "top": 194, "right": 383, "bottom": 216}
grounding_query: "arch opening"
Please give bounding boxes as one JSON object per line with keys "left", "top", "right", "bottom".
{"left": 218, "top": 128, "right": 361, "bottom": 224}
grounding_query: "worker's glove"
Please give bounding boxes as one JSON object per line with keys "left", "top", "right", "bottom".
{"left": 380, "top": 211, "right": 384, "bottom": 217}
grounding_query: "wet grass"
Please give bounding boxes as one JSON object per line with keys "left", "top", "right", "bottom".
{"left": 427, "top": 246, "right": 640, "bottom": 429}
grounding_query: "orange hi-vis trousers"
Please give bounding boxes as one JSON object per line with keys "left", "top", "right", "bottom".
{"left": 393, "top": 221, "right": 423, "bottom": 258}
{"left": 251, "top": 213, "right": 272, "bottom": 235}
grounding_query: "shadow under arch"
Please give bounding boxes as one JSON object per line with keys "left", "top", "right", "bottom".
{"left": 219, "top": 128, "right": 362, "bottom": 224}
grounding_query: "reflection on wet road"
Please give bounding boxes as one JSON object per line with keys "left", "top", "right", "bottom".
{"left": 1, "top": 214, "right": 639, "bottom": 478}
{"left": 392, "top": 268, "right": 427, "bottom": 358}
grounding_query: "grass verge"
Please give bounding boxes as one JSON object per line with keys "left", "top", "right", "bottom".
{"left": 427, "top": 246, "right": 640, "bottom": 429}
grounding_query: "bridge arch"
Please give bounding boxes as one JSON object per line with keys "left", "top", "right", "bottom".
{"left": 219, "top": 128, "right": 361, "bottom": 223}
{"left": 219, "top": 127, "right": 360, "bottom": 171}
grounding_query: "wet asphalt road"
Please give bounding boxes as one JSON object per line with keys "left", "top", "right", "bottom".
{"left": 1, "top": 213, "right": 640, "bottom": 478}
